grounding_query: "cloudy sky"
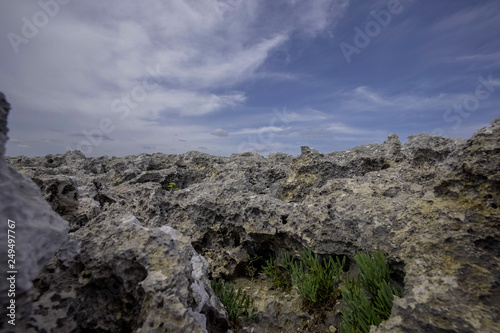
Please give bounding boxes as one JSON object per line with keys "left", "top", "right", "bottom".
{"left": 1, "top": 0, "right": 499, "bottom": 157}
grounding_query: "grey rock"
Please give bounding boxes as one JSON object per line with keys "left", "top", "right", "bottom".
{"left": 28, "top": 213, "right": 228, "bottom": 333}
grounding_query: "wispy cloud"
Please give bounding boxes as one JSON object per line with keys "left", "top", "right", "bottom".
{"left": 430, "top": 3, "right": 500, "bottom": 35}
{"left": 452, "top": 52, "right": 500, "bottom": 70}
{"left": 454, "top": 52, "right": 500, "bottom": 63}
{"left": 232, "top": 126, "right": 291, "bottom": 135}
{"left": 327, "top": 122, "right": 376, "bottom": 135}
{"left": 337, "top": 86, "right": 462, "bottom": 113}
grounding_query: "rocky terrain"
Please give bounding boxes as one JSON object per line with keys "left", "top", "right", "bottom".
{"left": 0, "top": 90, "right": 499, "bottom": 332}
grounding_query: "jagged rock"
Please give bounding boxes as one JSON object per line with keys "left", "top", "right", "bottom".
{"left": 28, "top": 213, "right": 228, "bottom": 333}
{"left": 0, "top": 93, "right": 69, "bottom": 332}
{"left": 4, "top": 88, "right": 499, "bottom": 332}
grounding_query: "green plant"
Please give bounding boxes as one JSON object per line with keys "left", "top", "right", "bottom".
{"left": 373, "top": 280, "right": 396, "bottom": 319}
{"left": 260, "top": 251, "right": 297, "bottom": 291}
{"left": 279, "top": 251, "right": 295, "bottom": 272}
{"left": 167, "top": 182, "right": 179, "bottom": 191}
{"left": 291, "top": 248, "right": 345, "bottom": 306}
{"left": 211, "top": 279, "right": 257, "bottom": 326}
{"left": 261, "top": 256, "right": 291, "bottom": 291}
{"left": 108, "top": 156, "right": 120, "bottom": 162}
{"left": 355, "top": 251, "right": 389, "bottom": 297}
{"left": 339, "top": 250, "right": 398, "bottom": 333}
{"left": 245, "top": 255, "right": 262, "bottom": 280}
{"left": 339, "top": 273, "right": 382, "bottom": 333}
{"left": 355, "top": 250, "right": 397, "bottom": 320}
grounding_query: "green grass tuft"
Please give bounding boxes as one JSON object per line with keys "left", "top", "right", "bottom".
{"left": 291, "top": 248, "right": 345, "bottom": 306}
{"left": 339, "top": 250, "right": 398, "bottom": 333}
{"left": 261, "top": 252, "right": 295, "bottom": 291}
{"left": 260, "top": 248, "right": 345, "bottom": 307}
{"left": 210, "top": 278, "right": 257, "bottom": 327}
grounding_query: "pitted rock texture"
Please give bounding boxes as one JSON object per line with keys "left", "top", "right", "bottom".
{"left": 29, "top": 213, "right": 228, "bottom": 333}
{"left": 0, "top": 93, "right": 69, "bottom": 332}
{"left": 6, "top": 113, "right": 500, "bottom": 331}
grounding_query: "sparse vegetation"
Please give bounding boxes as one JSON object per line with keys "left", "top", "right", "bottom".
{"left": 339, "top": 250, "right": 398, "bottom": 333}
{"left": 245, "top": 255, "right": 262, "bottom": 280}
{"left": 259, "top": 248, "right": 345, "bottom": 308}
{"left": 261, "top": 252, "right": 295, "bottom": 291}
{"left": 167, "top": 182, "right": 179, "bottom": 191}
{"left": 210, "top": 278, "right": 257, "bottom": 327}
{"left": 340, "top": 273, "right": 381, "bottom": 333}
{"left": 291, "top": 248, "right": 345, "bottom": 306}
{"left": 227, "top": 248, "right": 396, "bottom": 331}
{"left": 355, "top": 251, "right": 397, "bottom": 320}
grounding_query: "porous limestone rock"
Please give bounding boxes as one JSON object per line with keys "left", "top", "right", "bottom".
{"left": 5, "top": 102, "right": 500, "bottom": 332}
{"left": 28, "top": 212, "right": 228, "bottom": 333}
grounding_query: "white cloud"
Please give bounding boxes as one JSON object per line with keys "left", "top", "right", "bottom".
{"left": 0, "top": 0, "right": 348, "bottom": 116}
{"left": 327, "top": 122, "right": 373, "bottom": 135}
{"left": 0, "top": 0, "right": 350, "bottom": 157}
{"left": 142, "top": 90, "right": 246, "bottom": 117}
{"left": 211, "top": 129, "right": 229, "bottom": 137}
{"left": 351, "top": 86, "right": 395, "bottom": 107}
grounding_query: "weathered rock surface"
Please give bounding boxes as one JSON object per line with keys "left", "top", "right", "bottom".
{"left": 4, "top": 90, "right": 500, "bottom": 332}
{"left": 29, "top": 214, "right": 228, "bottom": 333}
{"left": 0, "top": 93, "right": 69, "bottom": 331}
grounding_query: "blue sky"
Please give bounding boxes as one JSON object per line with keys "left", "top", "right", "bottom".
{"left": 1, "top": 0, "right": 499, "bottom": 157}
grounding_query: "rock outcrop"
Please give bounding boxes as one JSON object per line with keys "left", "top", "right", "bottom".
{"left": 3, "top": 88, "right": 499, "bottom": 332}
{"left": 29, "top": 214, "right": 228, "bottom": 333}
